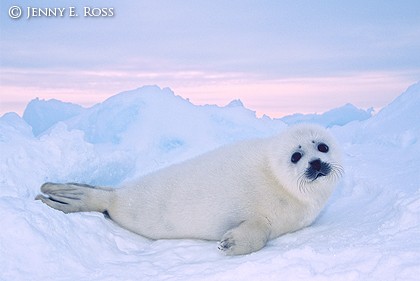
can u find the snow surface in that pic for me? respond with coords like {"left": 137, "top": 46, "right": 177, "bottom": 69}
{"left": 280, "top": 103, "right": 373, "bottom": 127}
{"left": 1, "top": 83, "right": 419, "bottom": 281}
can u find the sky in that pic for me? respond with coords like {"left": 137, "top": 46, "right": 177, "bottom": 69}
{"left": 1, "top": 0, "right": 420, "bottom": 118}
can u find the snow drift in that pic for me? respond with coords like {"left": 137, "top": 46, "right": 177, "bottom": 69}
{"left": 1, "top": 83, "right": 419, "bottom": 280}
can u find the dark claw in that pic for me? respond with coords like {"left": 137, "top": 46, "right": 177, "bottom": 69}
{"left": 218, "top": 239, "right": 235, "bottom": 251}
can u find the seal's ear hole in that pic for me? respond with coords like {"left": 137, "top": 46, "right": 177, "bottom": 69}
{"left": 318, "top": 143, "right": 329, "bottom": 153}
{"left": 291, "top": 152, "right": 302, "bottom": 164}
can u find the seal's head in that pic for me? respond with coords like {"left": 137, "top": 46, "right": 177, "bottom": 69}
{"left": 270, "top": 124, "right": 343, "bottom": 201}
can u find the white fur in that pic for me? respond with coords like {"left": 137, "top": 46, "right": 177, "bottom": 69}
{"left": 36, "top": 124, "right": 343, "bottom": 255}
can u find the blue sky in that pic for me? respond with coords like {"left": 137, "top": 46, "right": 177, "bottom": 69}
{"left": 1, "top": 0, "right": 419, "bottom": 117}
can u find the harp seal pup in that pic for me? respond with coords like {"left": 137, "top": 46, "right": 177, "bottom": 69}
{"left": 36, "top": 123, "right": 343, "bottom": 255}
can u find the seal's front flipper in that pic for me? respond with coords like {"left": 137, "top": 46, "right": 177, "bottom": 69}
{"left": 36, "top": 182, "right": 113, "bottom": 214}
{"left": 218, "top": 218, "right": 271, "bottom": 255}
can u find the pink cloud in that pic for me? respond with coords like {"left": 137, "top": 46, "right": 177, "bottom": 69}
{"left": 0, "top": 68, "right": 416, "bottom": 118}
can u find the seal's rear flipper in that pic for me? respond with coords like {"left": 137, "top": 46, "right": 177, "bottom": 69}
{"left": 36, "top": 182, "right": 113, "bottom": 214}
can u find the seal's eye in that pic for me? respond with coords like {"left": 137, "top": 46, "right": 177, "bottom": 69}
{"left": 318, "top": 143, "right": 329, "bottom": 153}
{"left": 291, "top": 152, "right": 302, "bottom": 164}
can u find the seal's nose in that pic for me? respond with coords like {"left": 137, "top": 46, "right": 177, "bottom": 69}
{"left": 309, "top": 159, "right": 321, "bottom": 171}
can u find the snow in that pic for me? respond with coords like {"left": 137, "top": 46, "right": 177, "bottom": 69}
{"left": 23, "top": 98, "right": 84, "bottom": 137}
{"left": 280, "top": 103, "right": 373, "bottom": 127}
{"left": 1, "top": 82, "right": 419, "bottom": 281}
